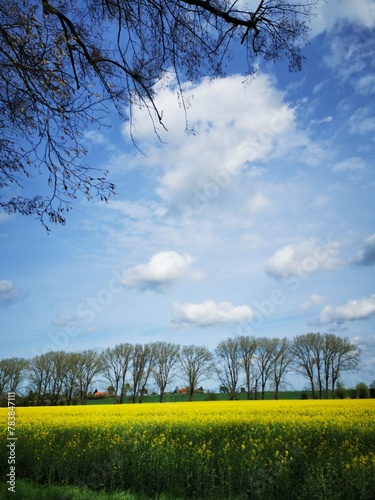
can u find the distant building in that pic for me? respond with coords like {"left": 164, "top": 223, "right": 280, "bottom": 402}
{"left": 93, "top": 389, "right": 107, "bottom": 397}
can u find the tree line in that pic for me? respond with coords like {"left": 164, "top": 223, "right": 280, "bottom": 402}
{"left": 0, "top": 333, "right": 361, "bottom": 405}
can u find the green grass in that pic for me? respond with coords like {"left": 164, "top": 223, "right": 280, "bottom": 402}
{"left": 87, "top": 390, "right": 313, "bottom": 405}
{"left": 0, "top": 480, "right": 181, "bottom": 500}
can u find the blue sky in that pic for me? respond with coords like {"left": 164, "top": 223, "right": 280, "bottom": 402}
{"left": 1, "top": 0, "right": 375, "bottom": 389}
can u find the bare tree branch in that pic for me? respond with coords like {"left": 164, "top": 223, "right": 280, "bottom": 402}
{"left": 0, "top": 0, "right": 321, "bottom": 228}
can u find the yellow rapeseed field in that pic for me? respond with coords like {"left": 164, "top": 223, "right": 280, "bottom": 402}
{"left": 1, "top": 399, "right": 375, "bottom": 499}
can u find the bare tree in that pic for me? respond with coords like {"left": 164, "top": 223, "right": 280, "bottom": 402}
{"left": 28, "top": 352, "right": 54, "bottom": 405}
{"left": 292, "top": 332, "right": 320, "bottom": 398}
{"left": 179, "top": 345, "right": 214, "bottom": 401}
{"left": 102, "top": 343, "right": 133, "bottom": 404}
{"left": 0, "top": 359, "right": 11, "bottom": 396}
{"left": 271, "top": 337, "right": 293, "bottom": 399}
{"left": 327, "top": 335, "right": 360, "bottom": 397}
{"left": 254, "top": 337, "right": 278, "bottom": 400}
{"left": 215, "top": 337, "right": 241, "bottom": 400}
{"left": 129, "top": 343, "right": 157, "bottom": 403}
{"left": 152, "top": 341, "right": 180, "bottom": 402}
{"left": 294, "top": 332, "right": 325, "bottom": 398}
{"left": 293, "top": 333, "right": 360, "bottom": 399}
{"left": 0, "top": 0, "right": 320, "bottom": 227}
{"left": 47, "top": 351, "right": 69, "bottom": 405}
{"left": 63, "top": 352, "right": 81, "bottom": 405}
{"left": 75, "top": 350, "right": 103, "bottom": 405}
{"left": 238, "top": 335, "right": 258, "bottom": 400}
{"left": 0, "top": 357, "right": 29, "bottom": 395}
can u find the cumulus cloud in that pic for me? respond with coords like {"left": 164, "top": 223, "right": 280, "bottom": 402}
{"left": 265, "top": 239, "right": 341, "bottom": 280}
{"left": 353, "top": 234, "right": 375, "bottom": 267}
{"left": 311, "top": 0, "right": 375, "bottom": 36}
{"left": 300, "top": 294, "right": 325, "bottom": 310}
{"left": 123, "top": 251, "right": 194, "bottom": 292}
{"left": 172, "top": 300, "right": 253, "bottom": 328}
{"left": 317, "top": 294, "right": 375, "bottom": 324}
{"left": 123, "top": 73, "right": 295, "bottom": 210}
{"left": 0, "top": 280, "right": 24, "bottom": 305}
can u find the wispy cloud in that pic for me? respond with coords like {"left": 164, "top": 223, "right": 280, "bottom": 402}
{"left": 300, "top": 294, "right": 326, "bottom": 310}
{"left": 332, "top": 156, "right": 367, "bottom": 173}
{"left": 245, "top": 193, "right": 271, "bottom": 213}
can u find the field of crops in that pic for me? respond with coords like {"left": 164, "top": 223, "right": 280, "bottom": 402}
{"left": 1, "top": 400, "right": 375, "bottom": 499}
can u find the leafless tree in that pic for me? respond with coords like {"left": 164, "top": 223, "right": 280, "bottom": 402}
{"left": 28, "top": 352, "right": 54, "bottom": 405}
{"left": 324, "top": 334, "right": 360, "bottom": 397}
{"left": 292, "top": 332, "right": 320, "bottom": 398}
{"left": 0, "top": 360, "right": 10, "bottom": 397}
{"left": 293, "top": 333, "right": 360, "bottom": 398}
{"left": 271, "top": 337, "right": 293, "bottom": 399}
{"left": 63, "top": 352, "right": 81, "bottom": 405}
{"left": 179, "top": 345, "right": 214, "bottom": 401}
{"left": 129, "top": 343, "right": 157, "bottom": 403}
{"left": 254, "top": 337, "right": 278, "bottom": 400}
{"left": 47, "top": 351, "right": 69, "bottom": 405}
{"left": 0, "top": 0, "right": 321, "bottom": 227}
{"left": 101, "top": 343, "right": 134, "bottom": 403}
{"left": 0, "top": 357, "right": 29, "bottom": 395}
{"left": 152, "top": 341, "right": 180, "bottom": 402}
{"left": 75, "top": 349, "right": 103, "bottom": 405}
{"left": 215, "top": 337, "right": 241, "bottom": 400}
{"left": 238, "top": 335, "right": 258, "bottom": 399}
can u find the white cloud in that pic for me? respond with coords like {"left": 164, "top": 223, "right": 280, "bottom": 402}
{"left": 265, "top": 239, "right": 341, "bottom": 280}
{"left": 311, "top": 0, "right": 375, "bottom": 35}
{"left": 172, "top": 300, "right": 253, "bottom": 327}
{"left": 245, "top": 193, "right": 271, "bottom": 213}
{"left": 310, "top": 116, "right": 333, "bottom": 126}
{"left": 84, "top": 130, "right": 108, "bottom": 145}
{"left": 349, "top": 108, "right": 375, "bottom": 136}
{"left": 0, "top": 280, "right": 12, "bottom": 294}
{"left": 317, "top": 294, "right": 375, "bottom": 324}
{"left": 354, "top": 234, "right": 375, "bottom": 267}
{"left": 300, "top": 294, "right": 325, "bottom": 310}
{"left": 122, "top": 251, "right": 194, "bottom": 292}
{"left": 108, "top": 200, "right": 168, "bottom": 220}
{"left": 357, "top": 74, "right": 375, "bottom": 95}
{"left": 123, "top": 73, "right": 295, "bottom": 210}
{"left": 309, "top": 195, "right": 330, "bottom": 208}
{"left": 332, "top": 156, "right": 366, "bottom": 173}
{"left": 0, "top": 280, "right": 24, "bottom": 305}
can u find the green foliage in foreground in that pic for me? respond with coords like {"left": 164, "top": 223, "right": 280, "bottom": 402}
{"left": 0, "top": 480, "right": 175, "bottom": 500}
